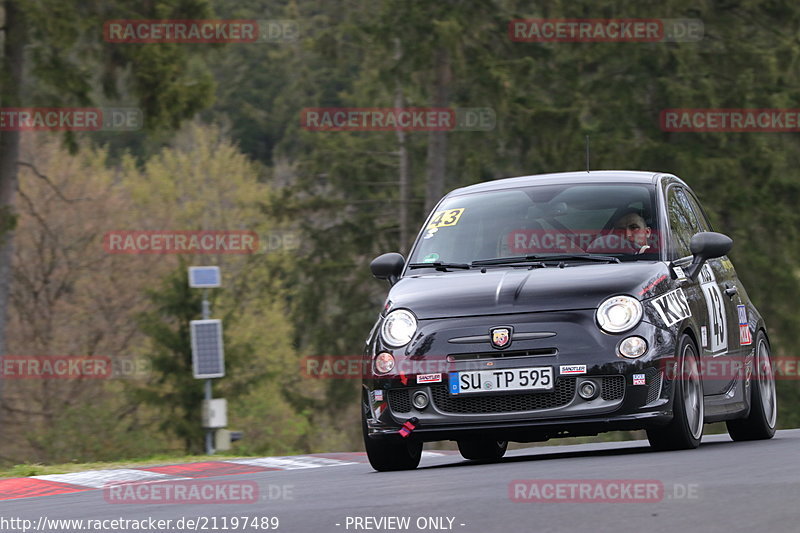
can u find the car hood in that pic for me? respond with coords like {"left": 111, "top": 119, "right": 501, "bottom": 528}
{"left": 388, "top": 262, "right": 671, "bottom": 320}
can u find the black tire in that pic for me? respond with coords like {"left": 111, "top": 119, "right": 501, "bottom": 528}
{"left": 362, "top": 409, "right": 422, "bottom": 472}
{"left": 726, "top": 332, "right": 777, "bottom": 441}
{"left": 647, "top": 334, "right": 704, "bottom": 451}
{"left": 457, "top": 439, "right": 508, "bottom": 462}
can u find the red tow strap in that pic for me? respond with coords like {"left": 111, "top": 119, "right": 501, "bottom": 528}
{"left": 399, "top": 417, "right": 419, "bottom": 438}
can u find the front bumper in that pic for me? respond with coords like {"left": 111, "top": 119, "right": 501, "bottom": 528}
{"left": 363, "top": 309, "right": 677, "bottom": 442}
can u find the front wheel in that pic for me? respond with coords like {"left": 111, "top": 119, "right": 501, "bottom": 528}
{"left": 726, "top": 332, "right": 777, "bottom": 441}
{"left": 362, "top": 411, "right": 422, "bottom": 471}
{"left": 647, "top": 334, "right": 704, "bottom": 451}
{"left": 457, "top": 439, "right": 508, "bottom": 462}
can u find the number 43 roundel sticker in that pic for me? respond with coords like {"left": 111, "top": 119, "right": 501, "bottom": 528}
{"left": 699, "top": 264, "right": 727, "bottom": 354}
{"left": 427, "top": 208, "right": 465, "bottom": 229}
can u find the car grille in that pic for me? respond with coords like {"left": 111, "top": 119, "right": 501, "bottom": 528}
{"left": 388, "top": 389, "right": 412, "bottom": 413}
{"left": 388, "top": 375, "right": 627, "bottom": 415}
{"left": 448, "top": 348, "right": 558, "bottom": 361}
{"left": 600, "top": 375, "right": 625, "bottom": 401}
{"left": 646, "top": 368, "right": 663, "bottom": 403}
{"left": 429, "top": 378, "right": 576, "bottom": 414}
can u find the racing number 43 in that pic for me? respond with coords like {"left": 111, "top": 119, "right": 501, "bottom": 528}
{"left": 699, "top": 265, "right": 727, "bottom": 352}
{"left": 427, "top": 208, "right": 465, "bottom": 229}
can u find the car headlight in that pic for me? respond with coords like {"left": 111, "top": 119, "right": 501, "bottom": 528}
{"left": 618, "top": 336, "right": 648, "bottom": 358}
{"left": 374, "top": 352, "right": 395, "bottom": 374}
{"left": 380, "top": 309, "right": 417, "bottom": 347}
{"left": 596, "top": 295, "right": 643, "bottom": 333}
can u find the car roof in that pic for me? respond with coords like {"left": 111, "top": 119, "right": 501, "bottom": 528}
{"left": 446, "top": 170, "right": 681, "bottom": 197}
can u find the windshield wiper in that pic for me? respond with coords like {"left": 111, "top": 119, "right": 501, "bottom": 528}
{"left": 471, "top": 257, "right": 547, "bottom": 267}
{"left": 407, "top": 262, "right": 471, "bottom": 272}
{"left": 472, "top": 254, "right": 619, "bottom": 266}
{"left": 524, "top": 254, "right": 620, "bottom": 264}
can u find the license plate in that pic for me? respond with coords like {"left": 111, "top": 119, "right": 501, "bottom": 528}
{"left": 448, "top": 367, "right": 554, "bottom": 394}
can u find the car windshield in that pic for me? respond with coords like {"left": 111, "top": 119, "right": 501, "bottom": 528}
{"left": 408, "top": 182, "right": 660, "bottom": 266}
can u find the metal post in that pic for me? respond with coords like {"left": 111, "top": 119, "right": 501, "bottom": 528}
{"left": 204, "top": 378, "right": 213, "bottom": 455}
{"left": 202, "top": 289, "right": 214, "bottom": 455}
{"left": 202, "top": 289, "right": 210, "bottom": 320}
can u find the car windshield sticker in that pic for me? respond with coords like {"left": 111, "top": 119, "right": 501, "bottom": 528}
{"left": 422, "top": 252, "right": 440, "bottom": 263}
{"left": 652, "top": 288, "right": 691, "bottom": 326}
{"left": 427, "top": 208, "right": 465, "bottom": 229}
{"left": 738, "top": 304, "right": 752, "bottom": 345}
{"left": 699, "top": 264, "right": 728, "bottom": 354}
{"left": 673, "top": 266, "right": 686, "bottom": 281}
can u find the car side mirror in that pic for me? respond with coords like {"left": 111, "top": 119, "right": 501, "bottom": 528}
{"left": 370, "top": 252, "right": 405, "bottom": 285}
{"left": 685, "top": 232, "right": 733, "bottom": 281}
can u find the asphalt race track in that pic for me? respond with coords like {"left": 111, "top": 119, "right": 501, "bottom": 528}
{"left": 3, "top": 429, "right": 798, "bottom": 533}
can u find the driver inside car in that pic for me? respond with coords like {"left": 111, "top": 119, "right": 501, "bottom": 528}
{"left": 613, "top": 209, "right": 652, "bottom": 253}
{"left": 587, "top": 208, "right": 653, "bottom": 254}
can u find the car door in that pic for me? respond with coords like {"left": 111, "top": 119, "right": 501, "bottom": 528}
{"left": 665, "top": 185, "right": 737, "bottom": 395}
{"left": 682, "top": 188, "right": 747, "bottom": 391}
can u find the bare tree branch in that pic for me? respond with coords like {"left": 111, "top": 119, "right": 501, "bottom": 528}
{"left": 17, "top": 161, "right": 90, "bottom": 203}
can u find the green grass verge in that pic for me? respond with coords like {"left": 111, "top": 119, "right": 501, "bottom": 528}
{"left": 0, "top": 452, "right": 258, "bottom": 479}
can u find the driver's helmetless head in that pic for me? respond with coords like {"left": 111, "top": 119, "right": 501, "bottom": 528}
{"left": 614, "top": 212, "right": 651, "bottom": 248}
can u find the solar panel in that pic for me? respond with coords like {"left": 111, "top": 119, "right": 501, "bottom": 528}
{"left": 188, "top": 266, "right": 221, "bottom": 288}
{"left": 190, "top": 319, "right": 225, "bottom": 378}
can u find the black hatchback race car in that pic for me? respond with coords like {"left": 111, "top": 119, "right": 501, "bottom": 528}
{"left": 362, "top": 171, "right": 777, "bottom": 471}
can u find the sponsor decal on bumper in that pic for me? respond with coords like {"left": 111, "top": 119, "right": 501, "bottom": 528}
{"left": 559, "top": 365, "right": 587, "bottom": 375}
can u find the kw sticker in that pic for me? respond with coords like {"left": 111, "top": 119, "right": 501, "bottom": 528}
{"left": 652, "top": 288, "right": 691, "bottom": 326}
{"left": 737, "top": 304, "right": 752, "bottom": 346}
{"left": 427, "top": 208, "right": 465, "bottom": 229}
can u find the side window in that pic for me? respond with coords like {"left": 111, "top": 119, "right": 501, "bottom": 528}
{"left": 667, "top": 187, "right": 700, "bottom": 258}
{"left": 684, "top": 191, "right": 713, "bottom": 232}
